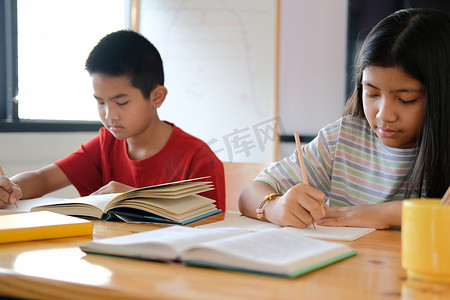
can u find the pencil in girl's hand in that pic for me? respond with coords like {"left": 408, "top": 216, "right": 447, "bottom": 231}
{"left": 294, "top": 132, "right": 309, "bottom": 185}
{"left": 0, "top": 165, "right": 18, "bottom": 208}
{"left": 294, "top": 132, "right": 315, "bottom": 228}
{"left": 441, "top": 185, "right": 450, "bottom": 205}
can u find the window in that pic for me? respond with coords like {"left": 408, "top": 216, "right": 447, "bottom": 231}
{"left": 0, "top": 0, "right": 129, "bottom": 131}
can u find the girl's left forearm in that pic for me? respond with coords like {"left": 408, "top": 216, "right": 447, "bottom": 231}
{"left": 382, "top": 201, "right": 402, "bottom": 227}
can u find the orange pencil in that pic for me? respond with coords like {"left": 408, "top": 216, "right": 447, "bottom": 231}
{"left": 0, "top": 165, "right": 18, "bottom": 208}
{"left": 294, "top": 132, "right": 315, "bottom": 228}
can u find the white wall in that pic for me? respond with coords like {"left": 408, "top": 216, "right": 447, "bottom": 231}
{"left": 0, "top": 132, "right": 97, "bottom": 198}
{"left": 279, "top": 0, "right": 348, "bottom": 136}
{"left": 139, "top": 0, "right": 279, "bottom": 163}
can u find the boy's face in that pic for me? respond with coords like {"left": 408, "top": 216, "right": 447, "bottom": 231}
{"left": 361, "top": 66, "right": 426, "bottom": 149}
{"left": 91, "top": 74, "right": 156, "bottom": 140}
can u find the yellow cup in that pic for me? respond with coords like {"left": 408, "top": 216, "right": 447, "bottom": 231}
{"left": 402, "top": 199, "right": 450, "bottom": 283}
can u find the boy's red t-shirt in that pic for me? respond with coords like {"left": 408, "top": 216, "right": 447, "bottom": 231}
{"left": 55, "top": 124, "right": 225, "bottom": 210}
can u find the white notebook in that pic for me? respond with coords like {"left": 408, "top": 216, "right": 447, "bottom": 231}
{"left": 198, "top": 215, "right": 375, "bottom": 241}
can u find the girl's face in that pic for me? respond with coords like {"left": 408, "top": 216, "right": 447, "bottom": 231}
{"left": 362, "top": 66, "right": 426, "bottom": 149}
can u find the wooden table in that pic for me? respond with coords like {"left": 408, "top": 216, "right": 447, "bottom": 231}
{"left": 1, "top": 213, "right": 449, "bottom": 300}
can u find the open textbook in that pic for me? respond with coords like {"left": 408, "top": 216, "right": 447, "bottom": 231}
{"left": 80, "top": 225, "right": 356, "bottom": 278}
{"left": 5, "top": 178, "right": 221, "bottom": 225}
{"left": 198, "top": 215, "right": 375, "bottom": 241}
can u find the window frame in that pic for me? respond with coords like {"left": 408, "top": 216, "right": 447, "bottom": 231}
{"left": 1, "top": 0, "right": 18, "bottom": 125}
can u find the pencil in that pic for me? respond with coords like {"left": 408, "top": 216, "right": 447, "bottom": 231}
{"left": 294, "top": 132, "right": 315, "bottom": 228}
{"left": 294, "top": 132, "right": 309, "bottom": 185}
{"left": 0, "top": 165, "right": 18, "bottom": 208}
{"left": 441, "top": 185, "right": 450, "bottom": 205}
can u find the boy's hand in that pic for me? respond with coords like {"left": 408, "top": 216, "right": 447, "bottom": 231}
{"left": 264, "top": 183, "right": 327, "bottom": 228}
{"left": 0, "top": 175, "right": 22, "bottom": 209}
{"left": 317, "top": 201, "right": 402, "bottom": 229}
{"left": 90, "top": 181, "right": 135, "bottom": 196}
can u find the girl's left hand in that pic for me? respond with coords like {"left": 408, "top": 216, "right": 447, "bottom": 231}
{"left": 316, "top": 201, "right": 402, "bottom": 229}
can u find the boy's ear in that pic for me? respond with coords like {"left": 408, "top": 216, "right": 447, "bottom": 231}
{"left": 150, "top": 85, "right": 168, "bottom": 108}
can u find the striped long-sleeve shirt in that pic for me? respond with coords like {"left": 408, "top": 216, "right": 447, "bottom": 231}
{"left": 256, "top": 116, "right": 420, "bottom": 206}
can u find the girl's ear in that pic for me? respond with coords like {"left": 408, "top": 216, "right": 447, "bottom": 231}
{"left": 150, "top": 85, "right": 168, "bottom": 108}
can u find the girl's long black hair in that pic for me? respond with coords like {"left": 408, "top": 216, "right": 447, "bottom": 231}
{"left": 344, "top": 8, "right": 450, "bottom": 198}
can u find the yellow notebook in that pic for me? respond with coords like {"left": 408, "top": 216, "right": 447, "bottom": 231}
{"left": 0, "top": 211, "right": 93, "bottom": 243}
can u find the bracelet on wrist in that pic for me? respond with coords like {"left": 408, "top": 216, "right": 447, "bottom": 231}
{"left": 256, "top": 193, "right": 282, "bottom": 221}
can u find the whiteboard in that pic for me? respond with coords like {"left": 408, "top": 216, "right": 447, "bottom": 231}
{"left": 139, "top": 0, "right": 279, "bottom": 162}
{"left": 278, "top": 0, "right": 347, "bottom": 137}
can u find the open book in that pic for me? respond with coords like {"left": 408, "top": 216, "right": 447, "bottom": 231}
{"left": 21, "top": 178, "right": 221, "bottom": 224}
{"left": 80, "top": 225, "right": 356, "bottom": 278}
{"left": 198, "top": 215, "right": 376, "bottom": 241}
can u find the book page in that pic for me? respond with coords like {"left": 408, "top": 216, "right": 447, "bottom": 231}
{"left": 112, "top": 177, "right": 212, "bottom": 200}
{"left": 107, "top": 195, "right": 215, "bottom": 215}
{"left": 28, "top": 194, "right": 119, "bottom": 219}
{"left": 31, "top": 194, "right": 118, "bottom": 210}
{"left": 81, "top": 225, "right": 249, "bottom": 260}
{"left": 198, "top": 215, "right": 280, "bottom": 230}
{"left": 1, "top": 196, "right": 66, "bottom": 213}
{"left": 283, "top": 224, "right": 376, "bottom": 241}
{"left": 135, "top": 181, "right": 212, "bottom": 193}
{"left": 180, "top": 228, "right": 354, "bottom": 275}
{"left": 117, "top": 183, "right": 214, "bottom": 200}
{"left": 198, "top": 215, "right": 375, "bottom": 241}
{"left": 2, "top": 195, "right": 116, "bottom": 217}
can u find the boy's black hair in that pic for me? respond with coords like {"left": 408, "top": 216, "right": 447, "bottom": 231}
{"left": 85, "top": 30, "right": 164, "bottom": 99}
{"left": 344, "top": 8, "right": 450, "bottom": 198}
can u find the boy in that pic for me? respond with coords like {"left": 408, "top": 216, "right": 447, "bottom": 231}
{"left": 0, "top": 30, "right": 225, "bottom": 210}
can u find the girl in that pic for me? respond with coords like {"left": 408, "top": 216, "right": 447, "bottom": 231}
{"left": 239, "top": 8, "right": 450, "bottom": 229}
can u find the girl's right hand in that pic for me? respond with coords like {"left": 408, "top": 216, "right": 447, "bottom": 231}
{"left": 0, "top": 175, "right": 22, "bottom": 209}
{"left": 263, "top": 183, "right": 327, "bottom": 228}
